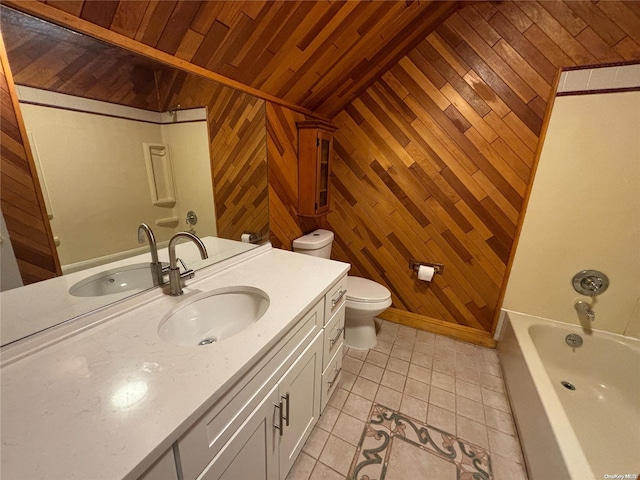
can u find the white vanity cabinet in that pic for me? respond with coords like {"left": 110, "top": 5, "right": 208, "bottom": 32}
{"left": 195, "top": 333, "right": 322, "bottom": 480}
{"left": 176, "top": 295, "right": 328, "bottom": 480}
{"left": 175, "top": 274, "right": 349, "bottom": 480}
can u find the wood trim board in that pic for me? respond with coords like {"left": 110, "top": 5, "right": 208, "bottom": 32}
{"left": 379, "top": 307, "right": 497, "bottom": 349}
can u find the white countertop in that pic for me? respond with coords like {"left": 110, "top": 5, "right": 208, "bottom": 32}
{"left": 0, "top": 246, "right": 349, "bottom": 480}
{"left": 0, "top": 236, "right": 256, "bottom": 346}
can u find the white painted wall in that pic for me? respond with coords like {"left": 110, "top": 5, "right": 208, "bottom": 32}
{"left": 502, "top": 90, "right": 640, "bottom": 338}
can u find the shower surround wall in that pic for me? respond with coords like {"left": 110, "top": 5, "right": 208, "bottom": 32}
{"left": 18, "top": 93, "right": 214, "bottom": 270}
{"left": 503, "top": 77, "right": 640, "bottom": 338}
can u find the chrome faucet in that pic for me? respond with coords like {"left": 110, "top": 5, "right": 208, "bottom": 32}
{"left": 167, "top": 232, "right": 208, "bottom": 296}
{"left": 574, "top": 300, "right": 595, "bottom": 324}
{"left": 137, "top": 223, "right": 165, "bottom": 286}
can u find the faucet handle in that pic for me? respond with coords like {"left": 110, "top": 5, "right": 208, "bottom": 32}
{"left": 572, "top": 270, "right": 609, "bottom": 297}
{"left": 574, "top": 300, "right": 595, "bottom": 323}
{"left": 175, "top": 257, "right": 195, "bottom": 280}
{"left": 177, "top": 257, "right": 188, "bottom": 272}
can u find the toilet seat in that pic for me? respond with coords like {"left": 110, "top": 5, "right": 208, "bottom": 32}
{"left": 346, "top": 276, "right": 391, "bottom": 305}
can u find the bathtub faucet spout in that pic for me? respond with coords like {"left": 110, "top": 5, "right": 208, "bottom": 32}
{"left": 574, "top": 301, "right": 595, "bottom": 323}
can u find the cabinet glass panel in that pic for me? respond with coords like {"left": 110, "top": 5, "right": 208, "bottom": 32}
{"left": 319, "top": 138, "right": 330, "bottom": 208}
{"left": 320, "top": 139, "right": 330, "bottom": 163}
{"left": 319, "top": 190, "right": 327, "bottom": 208}
{"left": 320, "top": 163, "right": 328, "bottom": 190}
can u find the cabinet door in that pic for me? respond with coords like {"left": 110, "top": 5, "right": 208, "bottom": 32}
{"left": 198, "top": 385, "right": 279, "bottom": 480}
{"left": 138, "top": 448, "right": 178, "bottom": 480}
{"left": 296, "top": 121, "right": 336, "bottom": 217}
{"left": 278, "top": 333, "right": 323, "bottom": 480}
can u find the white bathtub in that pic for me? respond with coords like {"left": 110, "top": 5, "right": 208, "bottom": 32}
{"left": 498, "top": 310, "right": 640, "bottom": 480}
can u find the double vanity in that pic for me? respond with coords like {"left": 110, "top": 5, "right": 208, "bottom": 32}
{"left": 0, "top": 244, "right": 349, "bottom": 480}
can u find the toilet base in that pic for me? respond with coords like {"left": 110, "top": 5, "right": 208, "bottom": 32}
{"left": 344, "top": 316, "right": 377, "bottom": 350}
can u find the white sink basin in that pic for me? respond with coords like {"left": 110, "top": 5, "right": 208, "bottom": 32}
{"left": 69, "top": 263, "right": 164, "bottom": 297}
{"left": 158, "top": 286, "right": 270, "bottom": 346}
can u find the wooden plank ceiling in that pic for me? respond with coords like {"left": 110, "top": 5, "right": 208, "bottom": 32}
{"left": 30, "top": 0, "right": 460, "bottom": 118}
{"left": 2, "top": 6, "right": 185, "bottom": 111}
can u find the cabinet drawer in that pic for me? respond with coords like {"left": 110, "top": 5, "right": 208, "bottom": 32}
{"left": 323, "top": 303, "right": 345, "bottom": 370}
{"left": 324, "top": 275, "right": 347, "bottom": 324}
{"left": 178, "top": 301, "right": 322, "bottom": 480}
{"left": 320, "top": 344, "right": 343, "bottom": 413}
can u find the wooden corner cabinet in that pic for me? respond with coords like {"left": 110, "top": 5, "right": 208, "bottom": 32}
{"left": 297, "top": 121, "right": 337, "bottom": 217}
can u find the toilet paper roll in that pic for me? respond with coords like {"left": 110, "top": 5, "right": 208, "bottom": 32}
{"left": 417, "top": 265, "right": 435, "bottom": 282}
{"left": 241, "top": 233, "right": 252, "bottom": 243}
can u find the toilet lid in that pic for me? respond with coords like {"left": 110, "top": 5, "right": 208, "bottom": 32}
{"left": 346, "top": 276, "right": 391, "bottom": 303}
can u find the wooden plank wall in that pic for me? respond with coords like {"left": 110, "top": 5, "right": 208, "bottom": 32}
{"left": 315, "top": 1, "right": 640, "bottom": 333}
{"left": 0, "top": 40, "right": 60, "bottom": 285}
{"left": 210, "top": 95, "right": 267, "bottom": 242}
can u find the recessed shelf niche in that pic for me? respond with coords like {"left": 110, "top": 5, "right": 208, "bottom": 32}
{"left": 143, "top": 143, "right": 176, "bottom": 207}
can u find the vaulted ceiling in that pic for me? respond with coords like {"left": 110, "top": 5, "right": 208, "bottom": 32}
{"left": 2, "top": 0, "right": 461, "bottom": 118}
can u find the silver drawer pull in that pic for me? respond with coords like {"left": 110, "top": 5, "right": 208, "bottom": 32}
{"left": 281, "top": 393, "right": 290, "bottom": 427}
{"left": 327, "top": 367, "right": 342, "bottom": 390}
{"left": 329, "top": 326, "right": 344, "bottom": 347}
{"left": 331, "top": 289, "right": 346, "bottom": 308}
{"left": 273, "top": 401, "right": 284, "bottom": 436}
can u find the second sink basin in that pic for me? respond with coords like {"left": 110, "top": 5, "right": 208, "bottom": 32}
{"left": 69, "top": 263, "right": 164, "bottom": 297}
{"left": 158, "top": 286, "right": 270, "bottom": 347}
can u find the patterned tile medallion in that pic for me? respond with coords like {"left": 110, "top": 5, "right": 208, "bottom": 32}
{"left": 349, "top": 404, "right": 492, "bottom": 480}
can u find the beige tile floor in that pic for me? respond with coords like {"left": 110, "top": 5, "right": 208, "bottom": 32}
{"left": 286, "top": 319, "right": 529, "bottom": 480}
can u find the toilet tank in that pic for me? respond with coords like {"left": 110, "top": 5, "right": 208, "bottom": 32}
{"left": 292, "top": 229, "right": 334, "bottom": 259}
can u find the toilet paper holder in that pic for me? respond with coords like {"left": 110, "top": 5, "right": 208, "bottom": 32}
{"left": 409, "top": 259, "right": 444, "bottom": 275}
{"left": 242, "top": 231, "right": 262, "bottom": 243}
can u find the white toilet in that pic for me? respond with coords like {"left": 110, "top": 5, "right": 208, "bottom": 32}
{"left": 292, "top": 229, "right": 392, "bottom": 349}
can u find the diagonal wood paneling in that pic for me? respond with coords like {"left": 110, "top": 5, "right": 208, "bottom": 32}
{"left": 156, "top": 70, "right": 268, "bottom": 242}
{"left": 305, "top": 1, "right": 640, "bottom": 332}
{"left": 0, "top": 37, "right": 61, "bottom": 285}
{"left": 26, "top": 0, "right": 460, "bottom": 118}
{"left": 266, "top": 102, "right": 326, "bottom": 249}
